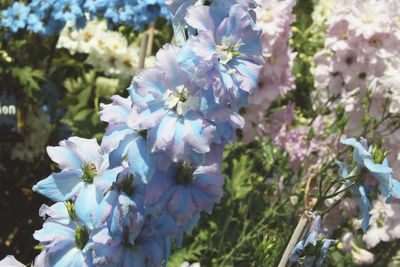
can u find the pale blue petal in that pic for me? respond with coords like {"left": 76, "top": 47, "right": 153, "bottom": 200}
{"left": 75, "top": 184, "right": 102, "bottom": 230}
{"left": 33, "top": 170, "right": 83, "bottom": 202}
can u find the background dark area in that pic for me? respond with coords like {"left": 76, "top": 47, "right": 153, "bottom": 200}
{"left": 0, "top": 148, "right": 51, "bottom": 264}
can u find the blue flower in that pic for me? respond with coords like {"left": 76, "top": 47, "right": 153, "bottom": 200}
{"left": 27, "top": 0, "right": 64, "bottom": 35}
{"left": 177, "top": 3, "right": 263, "bottom": 106}
{"left": 100, "top": 95, "right": 162, "bottom": 180}
{"left": 145, "top": 144, "right": 225, "bottom": 225}
{"left": 26, "top": 13, "right": 46, "bottom": 34}
{"left": 92, "top": 225, "right": 167, "bottom": 267}
{"left": 336, "top": 160, "right": 372, "bottom": 233}
{"left": 165, "top": 0, "right": 198, "bottom": 42}
{"left": 128, "top": 44, "right": 216, "bottom": 163}
{"left": 341, "top": 138, "right": 400, "bottom": 203}
{"left": 0, "top": 2, "right": 30, "bottom": 33}
{"left": 93, "top": 166, "right": 145, "bottom": 242}
{"left": 290, "top": 215, "right": 336, "bottom": 267}
{"left": 51, "top": 0, "right": 86, "bottom": 29}
{"left": 33, "top": 137, "right": 122, "bottom": 228}
{"left": 34, "top": 202, "right": 95, "bottom": 267}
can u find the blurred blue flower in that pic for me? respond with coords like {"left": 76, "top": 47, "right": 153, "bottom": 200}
{"left": 0, "top": 2, "right": 30, "bottom": 33}
{"left": 290, "top": 215, "right": 336, "bottom": 267}
{"left": 336, "top": 160, "right": 372, "bottom": 233}
{"left": 341, "top": 138, "right": 400, "bottom": 203}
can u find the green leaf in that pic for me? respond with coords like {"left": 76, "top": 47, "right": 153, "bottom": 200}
{"left": 10, "top": 66, "right": 45, "bottom": 93}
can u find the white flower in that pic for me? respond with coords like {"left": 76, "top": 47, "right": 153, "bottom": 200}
{"left": 363, "top": 196, "right": 400, "bottom": 249}
{"left": 76, "top": 20, "right": 107, "bottom": 54}
{"left": 180, "top": 262, "right": 200, "bottom": 267}
{"left": 57, "top": 23, "right": 79, "bottom": 54}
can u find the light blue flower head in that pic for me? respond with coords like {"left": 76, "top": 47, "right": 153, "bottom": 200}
{"left": 128, "top": 44, "right": 216, "bottom": 163}
{"left": 177, "top": 2, "right": 263, "bottom": 106}
{"left": 0, "top": 2, "right": 31, "bottom": 33}
{"left": 341, "top": 137, "right": 400, "bottom": 203}
{"left": 33, "top": 137, "right": 123, "bottom": 229}
{"left": 34, "top": 201, "right": 95, "bottom": 266}
{"left": 336, "top": 160, "right": 372, "bottom": 233}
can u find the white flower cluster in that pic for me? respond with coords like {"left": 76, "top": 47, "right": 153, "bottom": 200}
{"left": 242, "top": 0, "right": 296, "bottom": 143}
{"left": 57, "top": 20, "right": 155, "bottom": 79}
{"left": 311, "top": 0, "right": 337, "bottom": 28}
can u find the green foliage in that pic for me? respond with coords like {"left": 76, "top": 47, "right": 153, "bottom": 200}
{"left": 60, "top": 71, "right": 124, "bottom": 139}
{"left": 10, "top": 66, "right": 45, "bottom": 96}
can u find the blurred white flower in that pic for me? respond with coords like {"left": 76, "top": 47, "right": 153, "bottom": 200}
{"left": 0, "top": 255, "right": 25, "bottom": 267}
{"left": 180, "top": 262, "right": 200, "bottom": 267}
{"left": 363, "top": 196, "right": 400, "bottom": 249}
{"left": 57, "top": 20, "right": 152, "bottom": 80}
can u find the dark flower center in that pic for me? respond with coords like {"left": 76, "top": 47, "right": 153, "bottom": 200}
{"left": 121, "top": 174, "right": 135, "bottom": 195}
{"left": 176, "top": 162, "right": 195, "bottom": 185}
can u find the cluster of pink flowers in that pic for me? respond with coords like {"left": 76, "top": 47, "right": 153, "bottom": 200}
{"left": 268, "top": 104, "right": 335, "bottom": 175}
{"left": 242, "top": 0, "right": 296, "bottom": 143}
{"left": 314, "top": 0, "right": 398, "bottom": 96}
{"left": 314, "top": 0, "right": 400, "bottom": 139}
{"left": 314, "top": 0, "right": 400, "bottom": 172}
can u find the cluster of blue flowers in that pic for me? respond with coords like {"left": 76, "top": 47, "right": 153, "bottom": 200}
{"left": 32, "top": 0, "right": 264, "bottom": 266}
{"left": 338, "top": 138, "right": 400, "bottom": 232}
{"left": 0, "top": 0, "right": 170, "bottom": 35}
{"left": 289, "top": 215, "right": 337, "bottom": 267}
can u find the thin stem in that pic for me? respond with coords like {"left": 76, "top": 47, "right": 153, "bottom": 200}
{"left": 138, "top": 32, "right": 149, "bottom": 70}
{"left": 146, "top": 23, "right": 155, "bottom": 56}
{"left": 320, "top": 193, "right": 347, "bottom": 216}
{"left": 324, "top": 181, "right": 356, "bottom": 199}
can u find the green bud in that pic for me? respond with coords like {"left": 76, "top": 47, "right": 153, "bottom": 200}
{"left": 66, "top": 201, "right": 78, "bottom": 221}
{"left": 371, "top": 144, "right": 390, "bottom": 164}
{"left": 75, "top": 225, "right": 89, "bottom": 250}
{"left": 81, "top": 163, "right": 97, "bottom": 184}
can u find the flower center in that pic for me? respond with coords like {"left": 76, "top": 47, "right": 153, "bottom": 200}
{"left": 83, "top": 32, "right": 93, "bottom": 42}
{"left": 371, "top": 145, "right": 389, "bottom": 164}
{"left": 176, "top": 162, "right": 195, "bottom": 185}
{"left": 120, "top": 174, "right": 135, "bottom": 195}
{"left": 369, "top": 37, "right": 383, "bottom": 48}
{"left": 216, "top": 44, "right": 241, "bottom": 65}
{"left": 75, "top": 224, "right": 89, "bottom": 250}
{"left": 361, "top": 12, "right": 373, "bottom": 24}
{"left": 81, "top": 163, "right": 97, "bottom": 184}
{"left": 260, "top": 9, "right": 274, "bottom": 23}
{"left": 395, "top": 17, "right": 400, "bottom": 28}
{"left": 163, "top": 85, "right": 195, "bottom": 116}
